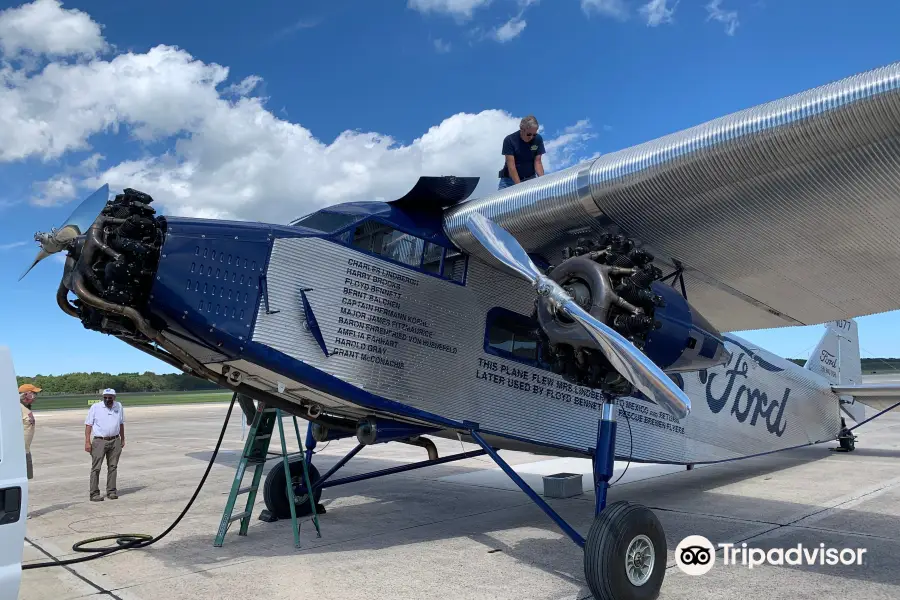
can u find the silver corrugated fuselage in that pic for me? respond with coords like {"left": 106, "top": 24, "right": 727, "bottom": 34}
{"left": 240, "top": 237, "right": 842, "bottom": 464}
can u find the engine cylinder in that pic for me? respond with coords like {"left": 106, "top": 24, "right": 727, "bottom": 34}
{"left": 534, "top": 247, "right": 729, "bottom": 387}
{"left": 535, "top": 256, "right": 617, "bottom": 348}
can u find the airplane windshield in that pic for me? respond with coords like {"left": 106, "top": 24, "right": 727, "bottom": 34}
{"left": 293, "top": 211, "right": 361, "bottom": 233}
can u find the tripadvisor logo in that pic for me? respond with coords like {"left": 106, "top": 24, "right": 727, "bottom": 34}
{"left": 676, "top": 536, "right": 868, "bottom": 575}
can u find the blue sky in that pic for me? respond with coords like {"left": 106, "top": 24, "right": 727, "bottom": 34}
{"left": 2, "top": 0, "right": 900, "bottom": 376}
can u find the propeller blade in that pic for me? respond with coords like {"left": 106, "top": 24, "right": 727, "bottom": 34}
{"left": 463, "top": 210, "right": 543, "bottom": 282}
{"left": 18, "top": 184, "right": 111, "bottom": 282}
{"left": 18, "top": 248, "right": 51, "bottom": 282}
{"left": 558, "top": 298, "right": 691, "bottom": 420}
{"left": 463, "top": 212, "right": 691, "bottom": 420}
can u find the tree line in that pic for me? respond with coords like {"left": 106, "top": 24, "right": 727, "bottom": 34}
{"left": 16, "top": 371, "right": 221, "bottom": 395}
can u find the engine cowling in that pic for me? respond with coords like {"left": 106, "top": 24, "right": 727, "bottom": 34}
{"left": 534, "top": 234, "right": 729, "bottom": 393}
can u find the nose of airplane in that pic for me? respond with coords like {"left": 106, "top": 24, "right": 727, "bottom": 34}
{"left": 148, "top": 218, "right": 273, "bottom": 354}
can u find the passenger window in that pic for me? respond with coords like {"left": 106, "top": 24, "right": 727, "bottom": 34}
{"left": 486, "top": 309, "right": 539, "bottom": 362}
{"left": 351, "top": 221, "right": 424, "bottom": 267}
{"left": 443, "top": 249, "right": 467, "bottom": 283}
{"left": 422, "top": 242, "right": 443, "bottom": 274}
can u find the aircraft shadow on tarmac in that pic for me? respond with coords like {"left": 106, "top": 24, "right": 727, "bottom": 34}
{"left": 161, "top": 442, "right": 900, "bottom": 594}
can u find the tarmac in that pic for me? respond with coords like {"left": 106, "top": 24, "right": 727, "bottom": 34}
{"left": 18, "top": 394, "right": 900, "bottom": 600}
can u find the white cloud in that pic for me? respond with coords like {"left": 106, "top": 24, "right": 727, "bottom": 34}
{"left": 640, "top": 0, "right": 677, "bottom": 27}
{"left": 580, "top": 0, "right": 629, "bottom": 20}
{"left": 706, "top": 0, "right": 738, "bottom": 35}
{"left": 407, "top": 0, "right": 492, "bottom": 20}
{"left": 2, "top": 1, "right": 593, "bottom": 226}
{"left": 31, "top": 173, "right": 76, "bottom": 206}
{"left": 0, "top": 241, "right": 29, "bottom": 251}
{"left": 492, "top": 17, "right": 527, "bottom": 42}
{"left": 0, "top": 0, "right": 106, "bottom": 59}
{"left": 224, "top": 75, "right": 263, "bottom": 97}
{"left": 0, "top": 45, "right": 230, "bottom": 162}
{"left": 271, "top": 17, "right": 321, "bottom": 41}
{"left": 433, "top": 38, "right": 452, "bottom": 53}
{"left": 544, "top": 119, "right": 599, "bottom": 170}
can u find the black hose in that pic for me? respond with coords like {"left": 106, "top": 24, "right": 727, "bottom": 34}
{"left": 23, "top": 393, "right": 237, "bottom": 570}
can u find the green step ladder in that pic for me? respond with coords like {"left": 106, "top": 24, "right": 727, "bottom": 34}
{"left": 214, "top": 405, "right": 321, "bottom": 548}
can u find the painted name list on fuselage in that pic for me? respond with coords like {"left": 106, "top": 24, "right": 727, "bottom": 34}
{"left": 332, "top": 257, "right": 459, "bottom": 369}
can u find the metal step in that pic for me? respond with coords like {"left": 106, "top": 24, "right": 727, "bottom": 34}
{"left": 228, "top": 510, "right": 251, "bottom": 523}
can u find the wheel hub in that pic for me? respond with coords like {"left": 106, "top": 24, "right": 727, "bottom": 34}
{"left": 625, "top": 534, "right": 654, "bottom": 586}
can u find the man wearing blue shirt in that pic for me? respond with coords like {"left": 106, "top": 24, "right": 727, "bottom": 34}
{"left": 498, "top": 115, "right": 545, "bottom": 189}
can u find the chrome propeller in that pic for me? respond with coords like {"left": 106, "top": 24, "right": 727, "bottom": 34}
{"left": 19, "top": 184, "right": 110, "bottom": 281}
{"left": 464, "top": 212, "right": 691, "bottom": 420}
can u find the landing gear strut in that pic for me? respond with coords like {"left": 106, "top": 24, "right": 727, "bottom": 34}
{"left": 583, "top": 398, "right": 666, "bottom": 600}
{"left": 467, "top": 397, "right": 667, "bottom": 600}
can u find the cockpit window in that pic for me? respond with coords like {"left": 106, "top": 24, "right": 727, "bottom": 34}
{"left": 351, "top": 221, "right": 424, "bottom": 267}
{"left": 334, "top": 217, "right": 468, "bottom": 284}
{"left": 293, "top": 211, "right": 360, "bottom": 233}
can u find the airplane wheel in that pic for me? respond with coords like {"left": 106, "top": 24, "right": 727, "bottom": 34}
{"left": 840, "top": 435, "right": 855, "bottom": 452}
{"left": 584, "top": 501, "right": 666, "bottom": 600}
{"left": 263, "top": 460, "right": 322, "bottom": 519}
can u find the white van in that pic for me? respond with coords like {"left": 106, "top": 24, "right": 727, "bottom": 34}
{"left": 0, "top": 346, "right": 27, "bottom": 600}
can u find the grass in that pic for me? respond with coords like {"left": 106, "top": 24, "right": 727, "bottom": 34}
{"left": 32, "top": 390, "right": 234, "bottom": 411}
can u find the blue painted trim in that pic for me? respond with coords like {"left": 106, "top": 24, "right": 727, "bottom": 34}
{"left": 260, "top": 273, "right": 279, "bottom": 315}
{"left": 700, "top": 334, "right": 719, "bottom": 359}
{"left": 593, "top": 418, "right": 617, "bottom": 516}
{"left": 313, "top": 443, "right": 365, "bottom": 488}
{"left": 305, "top": 427, "right": 316, "bottom": 466}
{"left": 643, "top": 282, "right": 692, "bottom": 370}
{"left": 299, "top": 289, "right": 329, "bottom": 357}
{"left": 469, "top": 430, "right": 585, "bottom": 548}
{"left": 307, "top": 449, "right": 488, "bottom": 493}
{"left": 290, "top": 201, "right": 456, "bottom": 247}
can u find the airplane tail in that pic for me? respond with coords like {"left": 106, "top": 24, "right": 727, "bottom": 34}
{"left": 804, "top": 319, "right": 861, "bottom": 386}
{"left": 804, "top": 319, "right": 866, "bottom": 422}
{"left": 807, "top": 319, "right": 900, "bottom": 423}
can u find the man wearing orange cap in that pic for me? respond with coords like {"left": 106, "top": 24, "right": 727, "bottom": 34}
{"left": 19, "top": 383, "right": 41, "bottom": 481}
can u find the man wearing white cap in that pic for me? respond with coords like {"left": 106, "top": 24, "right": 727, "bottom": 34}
{"left": 84, "top": 388, "right": 125, "bottom": 501}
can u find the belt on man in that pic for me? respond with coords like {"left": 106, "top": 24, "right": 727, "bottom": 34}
{"left": 94, "top": 435, "right": 119, "bottom": 440}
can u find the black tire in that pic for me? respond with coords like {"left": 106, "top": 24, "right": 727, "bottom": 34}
{"left": 584, "top": 501, "right": 667, "bottom": 600}
{"left": 263, "top": 459, "right": 322, "bottom": 519}
{"left": 840, "top": 435, "right": 855, "bottom": 451}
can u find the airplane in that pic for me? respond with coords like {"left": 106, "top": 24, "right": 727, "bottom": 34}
{"left": 17, "top": 60, "right": 900, "bottom": 600}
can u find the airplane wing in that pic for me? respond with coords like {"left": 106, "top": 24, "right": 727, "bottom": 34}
{"left": 445, "top": 62, "right": 900, "bottom": 333}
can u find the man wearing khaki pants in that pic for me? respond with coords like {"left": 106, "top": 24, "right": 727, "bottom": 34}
{"left": 84, "top": 388, "right": 125, "bottom": 501}
{"left": 19, "top": 384, "right": 41, "bottom": 480}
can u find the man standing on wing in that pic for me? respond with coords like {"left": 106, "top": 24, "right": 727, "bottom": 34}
{"left": 498, "top": 115, "right": 545, "bottom": 189}
{"left": 84, "top": 388, "right": 125, "bottom": 501}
